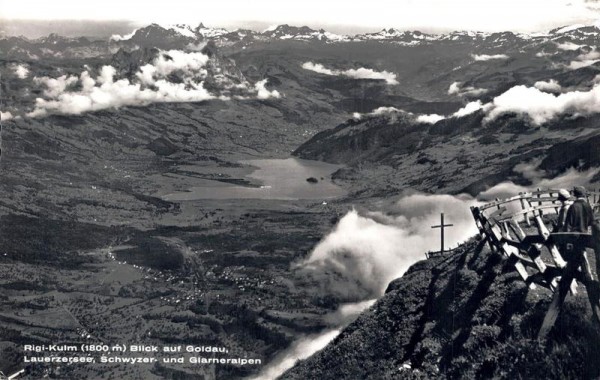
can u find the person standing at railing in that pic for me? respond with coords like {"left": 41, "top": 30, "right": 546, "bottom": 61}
{"left": 564, "top": 186, "right": 594, "bottom": 233}
{"left": 554, "top": 189, "right": 572, "bottom": 232}
{"left": 565, "top": 186, "right": 600, "bottom": 318}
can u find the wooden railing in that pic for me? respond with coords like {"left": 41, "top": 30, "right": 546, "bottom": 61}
{"left": 471, "top": 188, "right": 600, "bottom": 340}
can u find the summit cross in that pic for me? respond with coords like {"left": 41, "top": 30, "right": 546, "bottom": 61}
{"left": 431, "top": 213, "right": 454, "bottom": 253}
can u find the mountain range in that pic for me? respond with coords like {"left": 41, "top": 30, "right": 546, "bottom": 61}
{"left": 2, "top": 22, "right": 600, "bottom": 59}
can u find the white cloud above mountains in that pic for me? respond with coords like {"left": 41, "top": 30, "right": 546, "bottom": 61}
{"left": 28, "top": 65, "right": 215, "bottom": 117}
{"left": 472, "top": 54, "right": 509, "bottom": 61}
{"left": 136, "top": 50, "right": 210, "bottom": 85}
{"left": 447, "top": 77, "right": 600, "bottom": 125}
{"left": 567, "top": 49, "right": 600, "bottom": 70}
{"left": 297, "top": 194, "right": 479, "bottom": 299}
{"left": 33, "top": 74, "right": 79, "bottom": 98}
{"left": 254, "top": 79, "right": 281, "bottom": 99}
{"left": 110, "top": 29, "right": 137, "bottom": 41}
{"left": 453, "top": 100, "right": 486, "bottom": 117}
{"left": 356, "top": 76, "right": 599, "bottom": 127}
{"left": 556, "top": 41, "right": 584, "bottom": 51}
{"left": 416, "top": 113, "right": 445, "bottom": 124}
{"left": 27, "top": 49, "right": 280, "bottom": 117}
{"left": 448, "top": 81, "right": 488, "bottom": 97}
{"left": 353, "top": 101, "right": 484, "bottom": 125}
{"left": 484, "top": 82, "right": 600, "bottom": 124}
{"left": 302, "top": 62, "right": 398, "bottom": 85}
{"left": 1, "top": 111, "right": 15, "bottom": 121}
{"left": 12, "top": 64, "right": 29, "bottom": 78}
{"left": 533, "top": 79, "right": 562, "bottom": 92}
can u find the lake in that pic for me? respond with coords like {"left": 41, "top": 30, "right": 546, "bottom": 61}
{"left": 161, "top": 158, "right": 346, "bottom": 201}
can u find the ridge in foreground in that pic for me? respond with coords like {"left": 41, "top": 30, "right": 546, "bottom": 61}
{"left": 282, "top": 238, "right": 600, "bottom": 379}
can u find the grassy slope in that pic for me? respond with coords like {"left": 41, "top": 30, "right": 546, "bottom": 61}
{"left": 282, "top": 238, "right": 600, "bottom": 379}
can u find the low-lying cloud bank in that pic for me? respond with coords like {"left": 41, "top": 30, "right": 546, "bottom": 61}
{"left": 12, "top": 63, "right": 29, "bottom": 79}
{"left": 249, "top": 299, "right": 377, "bottom": 380}
{"left": 296, "top": 193, "right": 479, "bottom": 300}
{"left": 249, "top": 329, "right": 341, "bottom": 380}
{"left": 302, "top": 62, "right": 398, "bottom": 85}
{"left": 353, "top": 100, "right": 483, "bottom": 125}
{"left": 556, "top": 41, "right": 584, "bottom": 51}
{"left": 110, "top": 29, "right": 137, "bottom": 41}
{"left": 533, "top": 79, "right": 562, "bottom": 92}
{"left": 27, "top": 50, "right": 280, "bottom": 118}
{"left": 358, "top": 75, "right": 600, "bottom": 126}
{"left": 484, "top": 81, "right": 600, "bottom": 125}
{"left": 255, "top": 79, "right": 281, "bottom": 99}
{"left": 567, "top": 49, "right": 600, "bottom": 70}
{"left": 472, "top": 54, "right": 509, "bottom": 61}
{"left": 448, "top": 81, "right": 488, "bottom": 97}
{"left": 1, "top": 111, "right": 14, "bottom": 121}
{"left": 445, "top": 74, "right": 600, "bottom": 125}
{"left": 416, "top": 113, "right": 445, "bottom": 124}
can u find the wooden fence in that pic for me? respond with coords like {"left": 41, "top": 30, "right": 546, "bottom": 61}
{"left": 471, "top": 188, "right": 600, "bottom": 340}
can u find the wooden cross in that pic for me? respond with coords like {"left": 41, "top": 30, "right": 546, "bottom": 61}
{"left": 431, "top": 213, "right": 454, "bottom": 253}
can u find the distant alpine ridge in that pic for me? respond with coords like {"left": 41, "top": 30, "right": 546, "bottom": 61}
{"left": 111, "top": 22, "right": 600, "bottom": 45}
{"left": 2, "top": 21, "right": 600, "bottom": 60}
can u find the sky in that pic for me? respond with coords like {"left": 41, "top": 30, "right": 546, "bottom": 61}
{"left": 1, "top": 0, "right": 600, "bottom": 37}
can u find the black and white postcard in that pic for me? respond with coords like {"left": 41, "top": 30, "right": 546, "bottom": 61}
{"left": 2, "top": 1, "right": 600, "bottom": 379}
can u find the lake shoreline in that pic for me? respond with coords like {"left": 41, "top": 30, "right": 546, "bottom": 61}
{"left": 160, "top": 157, "right": 347, "bottom": 201}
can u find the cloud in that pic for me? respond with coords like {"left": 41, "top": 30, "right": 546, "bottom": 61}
{"left": 453, "top": 100, "right": 486, "bottom": 117}
{"left": 352, "top": 107, "right": 403, "bottom": 121}
{"left": 472, "top": 53, "right": 509, "bottom": 61}
{"left": 34, "top": 74, "right": 79, "bottom": 98}
{"left": 27, "top": 50, "right": 279, "bottom": 117}
{"left": 249, "top": 329, "right": 341, "bottom": 380}
{"left": 251, "top": 298, "right": 376, "bottom": 380}
{"left": 534, "top": 79, "right": 562, "bottom": 92}
{"left": 343, "top": 67, "right": 399, "bottom": 84}
{"left": 295, "top": 194, "right": 479, "bottom": 300}
{"left": 1, "top": 111, "right": 14, "bottom": 121}
{"left": 484, "top": 82, "right": 600, "bottom": 124}
{"left": 254, "top": 79, "right": 281, "bottom": 99}
{"left": 353, "top": 101, "right": 485, "bottom": 125}
{"left": 12, "top": 63, "right": 29, "bottom": 79}
{"left": 28, "top": 65, "right": 216, "bottom": 117}
{"left": 448, "top": 82, "right": 461, "bottom": 95}
{"left": 478, "top": 165, "right": 600, "bottom": 200}
{"left": 448, "top": 81, "right": 488, "bottom": 97}
{"left": 568, "top": 59, "right": 600, "bottom": 70}
{"left": 556, "top": 41, "right": 585, "bottom": 51}
{"left": 302, "top": 62, "right": 398, "bottom": 85}
{"left": 302, "top": 62, "right": 336, "bottom": 75}
{"left": 110, "top": 29, "right": 137, "bottom": 41}
{"left": 136, "top": 50, "right": 210, "bottom": 85}
{"left": 566, "top": 49, "right": 600, "bottom": 69}
{"left": 371, "top": 106, "right": 401, "bottom": 115}
{"left": 416, "top": 113, "right": 445, "bottom": 124}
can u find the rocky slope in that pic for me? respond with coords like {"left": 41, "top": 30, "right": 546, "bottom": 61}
{"left": 293, "top": 109, "right": 600, "bottom": 196}
{"left": 282, "top": 238, "right": 600, "bottom": 379}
